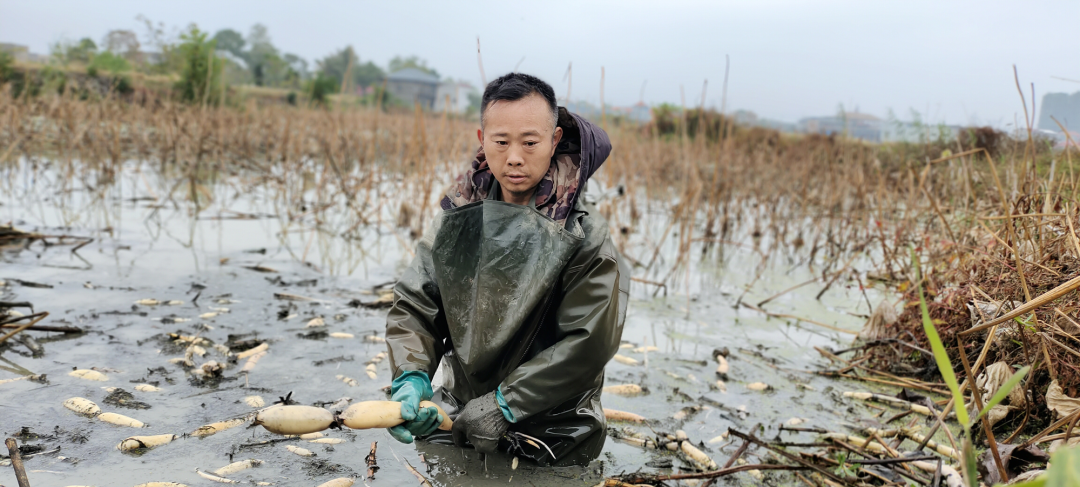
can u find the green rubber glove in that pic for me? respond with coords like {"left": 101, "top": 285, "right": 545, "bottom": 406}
{"left": 387, "top": 370, "right": 440, "bottom": 444}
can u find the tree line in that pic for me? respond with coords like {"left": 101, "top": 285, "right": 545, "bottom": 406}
{"left": 8, "top": 17, "right": 444, "bottom": 106}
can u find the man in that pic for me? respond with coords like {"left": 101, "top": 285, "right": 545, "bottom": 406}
{"left": 384, "top": 72, "right": 628, "bottom": 467}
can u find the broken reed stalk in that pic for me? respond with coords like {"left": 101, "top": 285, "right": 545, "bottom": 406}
{"left": 960, "top": 273, "right": 1080, "bottom": 337}
{"left": 365, "top": 441, "right": 378, "bottom": 479}
{"left": 402, "top": 460, "right": 433, "bottom": 487}
{"left": 726, "top": 429, "right": 847, "bottom": 484}
{"left": 741, "top": 303, "right": 858, "bottom": 335}
{"left": 616, "top": 464, "right": 811, "bottom": 484}
{"left": 0, "top": 323, "right": 82, "bottom": 333}
{"left": 957, "top": 337, "right": 1008, "bottom": 483}
{"left": 5, "top": 437, "right": 31, "bottom": 487}
{"left": 0, "top": 312, "right": 49, "bottom": 345}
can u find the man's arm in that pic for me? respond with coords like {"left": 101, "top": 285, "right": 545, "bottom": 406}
{"left": 386, "top": 216, "right": 448, "bottom": 379}
{"left": 497, "top": 235, "right": 629, "bottom": 421}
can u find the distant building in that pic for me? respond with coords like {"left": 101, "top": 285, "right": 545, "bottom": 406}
{"left": 0, "top": 42, "right": 47, "bottom": 63}
{"left": 1039, "top": 91, "right": 1080, "bottom": 132}
{"left": 625, "top": 102, "right": 652, "bottom": 123}
{"left": 434, "top": 81, "right": 479, "bottom": 114}
{"left": 386, "top": 68, "right": 440, "bottom": 110}
{"left": 880, "top": 121, "right": 964, "bottom": 143}
{"left": 799, "top": 112, "right": 882, "bottom": 142}
{"left": 733, "top": 110, "right": 797, "bottom": 132}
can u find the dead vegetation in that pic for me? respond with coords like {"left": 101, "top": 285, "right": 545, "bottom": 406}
{"left": 3, "top": 81, "right": 1080, "bottom": 484}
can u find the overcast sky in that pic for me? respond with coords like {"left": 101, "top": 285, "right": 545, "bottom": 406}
{"left": 2, "top": 0, "right": 1078, "bottom": 127}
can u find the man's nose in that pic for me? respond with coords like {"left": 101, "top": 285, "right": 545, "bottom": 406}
{"left": 506, "top": 146, "right": 525, "bottom": 166}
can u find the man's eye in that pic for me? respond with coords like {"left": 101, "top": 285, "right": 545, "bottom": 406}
{"left": 525, "top": 141, "right": 537, "bottom": 147}
{"left": 496, "top": 141, "right": 508, "bottom": 146}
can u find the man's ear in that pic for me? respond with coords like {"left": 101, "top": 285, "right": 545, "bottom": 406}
{"left": 552, "top": 126, "right": 563, "bottom": 148}
{"left": 477, "top": 128, "right": 483, "bottom": 144}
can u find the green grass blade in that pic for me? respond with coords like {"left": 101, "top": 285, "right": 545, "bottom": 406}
{"left": 975, "top": 366, "right": 1030, "bottom": 424}
{"left": 912, "top": 248, "right": 969, "bottom": 425}
{"left": 1006, "top": 477, "right": 1047, "bottom": 487}
{"left": 1047, "top": 444, "right": 1080, "bottom": 487}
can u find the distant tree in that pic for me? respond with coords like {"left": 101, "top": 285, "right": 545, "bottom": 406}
{"left": 317, "top": 46, "right": 384, "bottom": 91}
{"left": 136, "top": 15, "right": 183, "bottom": 74}
{"left": 245, "top": 23, "right": 285, "bottom": 86}
{"left": 212, "top": 29, "right": 246, "bottom": 61}
{"left": 353, "top": 61, "right": 384, "bottom": 88}
{"left": 388, "top": 55, "right": 438, "bottom": 79}
{"left": 71, "top": 38, "right": 98, "bottom": 63}
{"left": 87, "top": 51, "right": 131, "bottom": 76}
{"left": 283, "top": 53, "right": 307, "bottom": 78}
{"left": 0, "top": 51, "right": 14, "bottom": 82}
{"left": 175, "top": 26, "right": 223, "bottom": 105}
{"left": 306, "top": 73, "right": 338, "bottom": 107}
{"left": 102, "top": 29, "right": 141, "bottom": 62}
{"left": 317, "top": 46, "right": 357, "bottom": 89}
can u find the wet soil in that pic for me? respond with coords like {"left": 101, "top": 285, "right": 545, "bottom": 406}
{"left": 1, "top": 168, "right": 899, "bottom": 486}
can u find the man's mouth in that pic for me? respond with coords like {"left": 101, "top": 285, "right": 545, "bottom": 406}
{"left": 506, "top": 174, "right": 528, "bottom": 184}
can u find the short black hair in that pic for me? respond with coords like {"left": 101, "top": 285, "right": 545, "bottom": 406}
{"left": 480, "top": 72, "right": 558, "bottom": 131}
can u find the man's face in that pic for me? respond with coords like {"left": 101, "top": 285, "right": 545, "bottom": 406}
{"left": 478, "top": 94, "right": 563, "bottom": 205}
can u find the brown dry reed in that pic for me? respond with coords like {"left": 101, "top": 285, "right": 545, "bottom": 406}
{"left": 2, "top": 83, "right": 1079, "bottom": 443}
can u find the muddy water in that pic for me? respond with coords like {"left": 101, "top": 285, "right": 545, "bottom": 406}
{"left": 2, "top": 165, "right": 894, "bottom": 486}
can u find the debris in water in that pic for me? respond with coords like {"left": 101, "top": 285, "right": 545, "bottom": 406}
{"left": 0, "top": 374, "right": 46, "bottom": 386}
{"left": 365, "top": 441, "right": 379, "bottom": 479}
{"left": 98, "top": 412, "right": 147, "bottom": 428}
{"left": 604, "top": 408, "right": 646, "bottom": 422}
{"left": 235, "top": 343, "right": 268, "bottom": 359}
{"left": 69, "top": 369, "right": 108, "bottom": 381}
{"left": 329, "top": 332, "right": 354, "bottom": 339}
{"left": 612, "top": 354, "right": 639, "bottom": 366}
{"left": 746, "top": 382, "right": 770, "bottom": 391}
{"left": 241, "top": 351, "right": 267, "bottom": 373}
{"left": 213, "top": 459, "right": 263, "bottom": 476}
{"left": 306, "top": 316, "right": 326, "bottom": 328}
{"left": 192, "top": 417, "right": 249, "bottom": 437}
{"left": 134, "top": 384, "right": 162, "bottom": 392}
{"left": 244, "top": 396, "right": 266, "bottom": 408}
{"left": 117, "top": 434, "right": 176, "bottom": 451}
{"left": 274, "top": 292, "right": 323, "bottom": 302}
{"left": 602, "top": 384, "right": 643, "bottom": 396}
{"left": 242, "top": 265, "right": 278, "bottom": 273}
{"left": 286, "top": 444, "right": 315, "bottom": 457}
{"left": 309, "top": 438, "right": 346, "bottom": 444}
{"left": 336, "top": 375, "right": 359, "bottom": 387}
{"left": 104, "top": 388, "right": 152, "bottom": 409}
{"left": 714, "top": 355, "right": 730, "bottom": 379}
{"left": 196, "top": 468, "right": 240, "bottom": 483}
{"left": 63, "top": 397, "right": 101, "bottom": 416}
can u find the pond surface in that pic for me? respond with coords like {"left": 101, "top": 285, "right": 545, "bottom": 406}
{"left": 0, "top": 162, "right": 895, "bottom": 486}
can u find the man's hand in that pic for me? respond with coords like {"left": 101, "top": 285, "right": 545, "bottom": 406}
{"left": 388, "top": 371, "right": 440, "bottom": 444}
{"left": 451, "top": 391, "right": 510, "bottom": 453}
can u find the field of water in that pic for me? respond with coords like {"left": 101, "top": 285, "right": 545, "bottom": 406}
{"left": 1, "top": 161, "right": 895, "bottom": 487}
